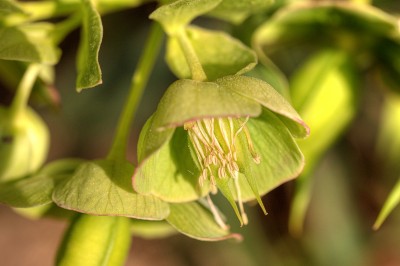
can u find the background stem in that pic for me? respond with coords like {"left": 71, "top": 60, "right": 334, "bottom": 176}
{"left": 107, "top": 22, "right": 164, "bottom": 161}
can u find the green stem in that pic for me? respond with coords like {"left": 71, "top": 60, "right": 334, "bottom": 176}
{"left": 9, "top": 64, "right": 42, "bottom": 123}
{"left": 107, "top": 22, "right": 164, "bottom": 161}
{"left": 373, "top": 177, "right": 400, "bottom": 230}
{"left": 176, "top": 29, "right": 207, "bottom": 81}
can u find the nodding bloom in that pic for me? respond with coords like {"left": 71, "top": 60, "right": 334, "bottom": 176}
{"left": 133, "top": 75, "right": 309, "bottom": 228}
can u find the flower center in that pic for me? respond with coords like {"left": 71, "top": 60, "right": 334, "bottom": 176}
{"left": 184, "top": 117, "right": 260, "bottom": 226}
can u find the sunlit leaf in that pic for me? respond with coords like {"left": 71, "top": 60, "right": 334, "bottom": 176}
{"left": 167, "top": 202, "right": 242, "bottom": 241}
{"left": 374, "top": 178, "right": 400, "bottom": 230}
{"left": 53, "top": 159, "right": 170, "bottom": 220}
{"left": 76, "top": 0, "right": 103, "bottom": 91}
{"left": 57, "top": 215, "right": 131, "bottom": 266}
{"left": 150, "top": 0, "right": 222, "bottom": 35}
{"left": 166, "top": 26, "right": 257, "bottom": 81}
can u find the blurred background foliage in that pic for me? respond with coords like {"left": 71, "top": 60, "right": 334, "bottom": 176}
{"left": 1, "top": 0, "right": 400, "bottom": 265}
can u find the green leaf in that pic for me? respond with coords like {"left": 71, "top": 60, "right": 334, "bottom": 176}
{"left": 0, "top": 23, "right": 59, "bottom": 64}
{"left": 167, "top": 202, "right": 242, "bottom": 241}
{"left": 166, "top": 26, "right": 257, "bottom": 81}
{"left": 208, "top": 0, "right": 273, "bottom": 24}
{"left": 0, "top": 159, "right": 82, "bottom": 208}
{"left": 150, "top": 0, "right": 222, "bottom": 35}
{"left": 253, "top": 2, "right": 398, "bottom": 53}
{"left": 215, "top": 75, "right": 309, "bottom": 138}
{"left": 291, "top": 49, "right": 358, "bottom": 163}
{"left": 151, "top": 78, "right": 261, "bottom": 131}
{"left": 237, "top": 109, "right": 304, "bottom": 201}
{"left": 57, "top": 215, "right": 131, "bottom": 266}
{"left": 53, "top": 159, "right": 170, "bottom": 220}
{"left": 76, "top": 0, "right": 103, "bottom": 91}
{"left": 374, "top": 178, "right": 400, "bottom": 230}
{"left": 134, "top": 127, "right": 210, "bottom": 202}
{"left": 0, "top": 0, "right": 24, "bottom": 16}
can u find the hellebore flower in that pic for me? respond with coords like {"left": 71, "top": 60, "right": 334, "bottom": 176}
{"left": 133, "top": 75, "right": 309, "bottom": 227}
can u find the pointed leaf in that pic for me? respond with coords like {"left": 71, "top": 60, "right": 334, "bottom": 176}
{"left": 0, "top": 159, "right": 82, "bottom": 208}
{"left": 216, "top": 75, "right": 309, "bottom": 138}
{"left": 237, "top": 110, "right": 305, "bottom": 201}
{"left": 374, "top": 178, "right": 400, "bottom": 230}
{"left": 57, "top": 215, "right": 131, "bottom": 266}
{"left": 208, "top": 0, "right": 273, "bottom": 24}
{"left": 151, "top": 79, "right": 261, "bottom": 131}
{"left": 166, "top": 26, "right": 257, "bottom": 81}
{"left": 134, "top": 127, "right": 209, "bottom": 202}
{"left": 53, "top": 159, "right": 169, "bottom": 220}
{"left": 167, "top": 202, "right": 242, "bottom": 241}
{"left": 76, "top": 0, "right": 103, "bottom": 91}
{"left": 150, "top": 0, "right": 222, "bottom": 35}
{"left": 0, "top": 23, "right": 59, "bottom": 64}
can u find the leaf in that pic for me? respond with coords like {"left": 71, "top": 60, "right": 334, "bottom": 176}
{"left": 150, "top": 0, "right": 222, "bottom": 35}
{"left": 208, "top": 0, "right": 273, "bottom": 24}
{"left": 167, "top": 202, "right": 242, "bottom": 241}
{"left": 0, "top": 0, "right": 24, "bottom": 16}
{"left": 291, "top": 49, "right": 358, "bottom": 163}
{"left": 134, "top": 127, "right": 210, "bottom": 202}
{"left": 151, "top": 78, "right": 261, "bottom": 131}
{"left": 0, "top": 23, "right": 59, "bottom": 64}
{"left": 56, "top": 215, "right": 131, "bottom": 266}
{"left": 76, "top": 0, "right": 103, "bottom": 91}
{"left": 215, "top": 75, "right": 309, "bottom": 138}
{"left": 374, "top": 178, "right": 400, "bottom": 230}
{"left": 237, "top": 109, "right": 305, "bottom": 200}
{"left": 253, "top": 2, "right": 398, "bottom": 54}
{"left": 166, "top": 26, "right": 257, "bottom": 81}
{"left": 53, "top": 159, "right": 169, "bottom": 220}
{"left": 0, "top": 159, "right": 82, "bottom": 208}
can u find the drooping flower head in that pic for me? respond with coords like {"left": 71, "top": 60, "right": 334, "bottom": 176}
{"left": 133, "top": 75, "right": 309, "bottom": 227}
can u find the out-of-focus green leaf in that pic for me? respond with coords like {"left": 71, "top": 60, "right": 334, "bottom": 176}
{"left": 208, "top": 0, "right": 273, "bottom": 24}
{"left": 374, "top": 178, "right": 400, "bottom": 230}
{"left": 253, "top": 2, "right": 398, "bottom": 55}
{"left": 167, "top": 202, "right": 242, "bottom": 241}
{"left": 166, "top": 26, "right": 257, "bottom": 81}
{"left": 53, "top": 159, "right": 170, "bottom": 220}
{"left": 288, "top": 49, "right": 359, "bottom": 236}
{"left": 376, "top": 39, "right": 400, "bottom": 94}
{"left": 76, "top": 0, "right": 103, "bottom": 91}
{"left": 0, "top": 0, "right": 24, "bottom": 16}
{"left": 57, "top": 215, "right": 131, "bottom": 266}
{"left": 0, "top": 159, "right": 82, "bottom": 207}
{"left": 150, "top": 0, "right": 222, "bottom": 35}
{"left": 0, "top": 23, "right": 59, "bottom": 64}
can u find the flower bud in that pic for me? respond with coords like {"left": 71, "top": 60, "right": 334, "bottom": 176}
{"left": 0, "top": 106, "right": 49, "bottom": 181}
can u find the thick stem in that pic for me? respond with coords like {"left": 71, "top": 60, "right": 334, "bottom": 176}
{"left": 9, "top": 64, "right": 42, "bottom": 123}
{"left": 107, "top": 22, "right": 164, "bottom": 161}
{"left": 176, "top": 29, "right": 207, "bottom": 81}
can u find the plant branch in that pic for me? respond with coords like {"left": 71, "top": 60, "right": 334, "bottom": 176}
{"left": 107, "top": 22, "right": 164, "bottom": 161}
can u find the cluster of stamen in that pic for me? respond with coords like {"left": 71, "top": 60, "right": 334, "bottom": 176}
{"left": 184, "top": 117, "right": 260, "bottom": 226}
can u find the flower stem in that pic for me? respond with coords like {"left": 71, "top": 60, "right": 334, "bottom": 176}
{"left": 9, "top": 64, "right": 42, "bottom": 123}
{"left": 107, "top": 22, "right": 164, "bottom": 161}
{"left": 176, "top": 29, "right": 207, "bottom": 81}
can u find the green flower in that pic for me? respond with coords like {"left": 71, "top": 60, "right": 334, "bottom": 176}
{"left": 133, "top": 75, "right": 309, "bottom": 227}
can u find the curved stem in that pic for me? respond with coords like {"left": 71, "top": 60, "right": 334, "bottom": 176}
{"left": 107, "top": 22, "right": 164, "bottom": 161}
{"left": 176, "top": 29, "right": 207, "bottom": 81}
{"left": 9, "top": 64, "right": 42, "bottom": 123}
